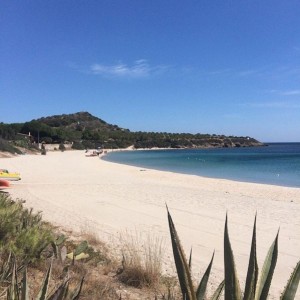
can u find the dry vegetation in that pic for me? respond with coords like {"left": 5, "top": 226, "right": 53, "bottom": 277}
{"left": 2, "top": 188, "right": 298, "bottom": 299}
{"left": 0, "top": 193, "right": 179, "bottom": 299}
{"left": 118, "top": 230, "right": 165, "bottom": 288}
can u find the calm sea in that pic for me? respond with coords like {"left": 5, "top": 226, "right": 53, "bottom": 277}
{"left": 102, "top": 143, "right": 300, "bottom": 188}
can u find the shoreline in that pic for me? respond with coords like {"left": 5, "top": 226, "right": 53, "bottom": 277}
{"left": 102, "top": 146, "right": 300, "bottom": 189}
{"left": 1, "top": 150, "right": 299, "bottom": 298}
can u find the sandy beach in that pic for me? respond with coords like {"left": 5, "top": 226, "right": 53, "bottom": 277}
{"left": 1, "top": 150, "right": 299, "bottom": 298}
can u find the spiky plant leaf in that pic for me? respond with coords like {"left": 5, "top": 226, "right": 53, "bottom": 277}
{"left": 0, "top": 252, "right": 13, "bottom": 283}
{"left": 254, "top": 230, "right": 279, "bottom": 300}
{"left": 36, "top": 260, "right": 52, "bottom": 300}
{"left": 244, "top": 215, "right": 258, "bottom": 300}
{"left": 211, "top": 280, "right": 225, "bottom": 300}
{"left": 280, "top": 260, "right": 300, "bottom": 300}
{"left": 21, "top": 267, "right": 29, "bottom": 300}
{"left": 61, "top": 265, "right": 69, "bottom": 279}
{"left": 48, "top": 280, "right": 69, "bottom": 300}
{"left": 167, "top": 207, "right": 196, "bottom": 300}
{"left": 51, "top": 235, "right": 66, "bottom": 259}
{"left": 51, "top": 241, "right": 59, "bottom": 259}
{"left": 69, "top": 277, "right": 84, "bottom": 300}
{"left": 196, "top": 251, "right": 214, "bottom": 300}
{"left": 189, "top": 248, "right": 193, "bottom": 271}
{"left": 224, "top": 215, "right": 242, "bottom": 300}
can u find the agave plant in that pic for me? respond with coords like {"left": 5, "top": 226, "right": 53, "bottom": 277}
{"left": 167, "top": 206, "right": 224, "bottom": 300}
{"left": 6, "top": 258, "right": 84, "bottom": 300}
{"left": 167, "top": 207, "right": 300, "bottom": 300}
{"left": 224, "top": 214, "right": 300, "bottom": 300}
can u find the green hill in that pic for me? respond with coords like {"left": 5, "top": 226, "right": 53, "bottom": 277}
{"left": 36, "top": 111, "right": 127, "bottom": 132}
{"left": 0, "top": 111, "right": 264, "bottom": 151}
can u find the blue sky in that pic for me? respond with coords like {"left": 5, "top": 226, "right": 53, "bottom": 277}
{"left": 1, "top": 1, "right": 300, "bottom": 142}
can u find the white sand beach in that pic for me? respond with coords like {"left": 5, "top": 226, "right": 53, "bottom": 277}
{"left": 1, "top": 150, "right": 299, "bottom": 298}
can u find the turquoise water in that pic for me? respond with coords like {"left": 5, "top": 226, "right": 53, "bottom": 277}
{"left": 102, "top": 143, "right": 300, "bottom": 188}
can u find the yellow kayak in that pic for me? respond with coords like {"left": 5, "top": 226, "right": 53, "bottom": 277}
{"left": 0, "top": 169, "right": 21, "bottom": 181}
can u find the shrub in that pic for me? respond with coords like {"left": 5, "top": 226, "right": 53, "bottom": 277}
{"left": 14, "top": 139, "right": 30, "bottom": 149}
{"left": 59, "top": 143, "right": 65, "bottom": 152}
{"left": 0, "top": 138, "right": 22, "bottom": 154}
{"left": 41, "top": 143, "right": 46, "bottom": 155}
{"left": 82, "top": 140, "right": 95, "bottom": 149}
{"left": 0, "top": 194, "right": 117, "bottom": 299}
{"left": 0, "top": 194, "right": 53, "bottom": 263}
{"left": 72, "top": 141, "right": 86, "bottom": 150}
{"left": 41, "top": 137, "right": 52, "bottom": 144}
{"left": 118, "top": 230, "right": 164, "bottom": 288}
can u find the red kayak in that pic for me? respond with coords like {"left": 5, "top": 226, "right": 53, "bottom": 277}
{"left": 0, "top": 179, "right": 10, "bottom": 189}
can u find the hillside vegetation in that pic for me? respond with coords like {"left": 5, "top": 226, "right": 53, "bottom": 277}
{"left": 0, "top": 112, "right": 263, "bottom": 152}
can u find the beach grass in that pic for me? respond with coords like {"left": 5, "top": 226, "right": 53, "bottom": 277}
{"left": 118, "top": 230, "right": 165, "bottom": 288}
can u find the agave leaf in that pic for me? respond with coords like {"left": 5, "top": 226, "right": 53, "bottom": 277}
{"left": 51, "top": 241, "right": 58, "bottom": 259}
{"left": 254, "top": 229, "right": 279, "bottom": 300}
{"left": 48, "top": 280, "right": 69, "bottom": 300}
{"left": 0, "top": 252, "right": 12, "bottom": 282}
{"left": 189, "top": 248, "right": 193, "bottom": 271}
{"left": 13, "top": 260, "right": 19, "bottom": 299}
{"left": 211, "top": 280, "right": 225, "bottom": 300}
{"left": 280, "top": 260, "right": 300, "bottom": 300}
{"left": 244, "top": 215, "right": 259, "bottom": 300}
{"left": 61, "top": 265, "right": 69, "bottom": 279}
{"left": 21, "top": 267, "right": 29, "bottom": 300}
{"left": 167, "top": 206, "right": 196, "bottom": 300}
{"left": 69, "top": 276, "right": 84, "bottom": 300}
{"left": 196, "top": 251, "right": 215, "bottom": 300}
{"left": 51, "top": 234, "right": 66, "bottom": 259}
{"left": 224, "top": 214, "right": 242, "bottom": 300}
{"left": 36, "top": 260, "right": 52, "bottom": 300}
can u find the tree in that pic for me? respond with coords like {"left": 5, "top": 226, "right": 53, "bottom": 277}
{"left": 59, "top": 143, "right": 65, "bottom": 152}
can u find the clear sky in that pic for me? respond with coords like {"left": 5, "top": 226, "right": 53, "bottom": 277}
{"left": 1, "top": 1, "right": 300, "bottom": 142}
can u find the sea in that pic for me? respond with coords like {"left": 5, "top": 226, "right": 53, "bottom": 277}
{"left": 102, "top": 143, "right": 300, "bottom": 188}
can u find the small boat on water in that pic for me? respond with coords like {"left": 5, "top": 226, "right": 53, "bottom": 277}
{"left": 0, "top": 169, "right": 21, "bottom": 181}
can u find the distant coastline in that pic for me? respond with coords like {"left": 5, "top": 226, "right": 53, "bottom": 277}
{"left": 0, "top": 111, "right": 265, "bottom": 154}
